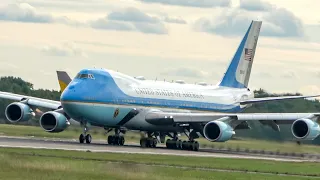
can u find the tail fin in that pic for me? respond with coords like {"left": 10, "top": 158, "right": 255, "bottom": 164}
{"left": 218, "top": 20, "right": 262, "bottom": 89}
{"left": 56, "top": 71, "right": 72, "bottom": 92}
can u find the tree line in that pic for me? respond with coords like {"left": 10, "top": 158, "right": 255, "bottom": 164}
{"left": 0, "top": 76, "right": 320, "bottom": 144}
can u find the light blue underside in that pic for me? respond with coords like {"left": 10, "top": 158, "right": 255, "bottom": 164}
{"left": 62, "top": 103, "right": 133, "bottom": 126}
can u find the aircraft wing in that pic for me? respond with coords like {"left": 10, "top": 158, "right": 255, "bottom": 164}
{"left": 0, "top": 91, "right": 61, "bottom": 110}
{"left": 239, "top": 95, "right": 320, "bottom": 105}
{"left": 145, "top": 111, "right": 320, "bottom": 127}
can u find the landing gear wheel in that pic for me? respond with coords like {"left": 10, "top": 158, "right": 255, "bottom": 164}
{"left": 85, "top": 134, "right": 92, "bottom": 144}
{"left": 107, "top": 135, "right": 113, "bottom": 144}
{"left": 181, "top": 140, "right": 188, "bottom": 150}
{"left": 152, "top": 138, "right": 157, "bottom": 148}
{"left": 79, "top": 134, "right": 85, "bottom": 143}
{"left": 140, "top": 138, "right": 157, "bottom": 148}
{"left": 140, "top": 138, "right": 147, "bottom": 148}
{"left": 120, "top": 136, "right": 125, "bottom": 146}
{"left": 192, "top": 141, "right": 199, "bottom": 151}
{"left": 167, "top": 139, "right": 199, "bottom": 151}
{"left": 176, "top": 140, "right": 182, "bottom": 149}
{"left": 108, "top": 135, "right": 125, "bottom": 146}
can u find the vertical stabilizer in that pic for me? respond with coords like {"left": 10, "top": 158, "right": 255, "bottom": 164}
{"left": 218, "top": 20, "right": 262, "bottom": 89}
{"left": 56, "top": 71, "right": 72, "bottom": 92}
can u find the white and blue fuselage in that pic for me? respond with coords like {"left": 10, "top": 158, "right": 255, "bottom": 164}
{"left": 60, "top": 69, "right": 253, "bottom": 131}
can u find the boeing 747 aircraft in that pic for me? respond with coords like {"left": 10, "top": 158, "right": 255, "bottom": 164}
{"left": 1, "top": 20, "right": 320, "bottom": 151}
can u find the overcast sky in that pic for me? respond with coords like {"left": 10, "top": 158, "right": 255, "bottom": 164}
{"left": 1, "top": 0, "right": 320, "bottom": 95}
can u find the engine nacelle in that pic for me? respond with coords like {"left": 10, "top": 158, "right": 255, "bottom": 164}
{"left": 203, "top": 120, "right": 235, "bottom": 142}
{"left": 291, "top": 118, "right": 320, "bottom": 140}
{"left": 39, "top": 111, "right": 70, "bottom": 133}
{"left": 5, "top": 102, "right": 34, "bottom": 123}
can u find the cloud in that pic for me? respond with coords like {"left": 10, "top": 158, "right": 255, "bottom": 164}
{"left": 281, "top": 71, "right": 298, "bottom": 79}
{"left": 0, "top": 3, "right": 83, "bottom": 27}
{"left": 304, "top": 25, "right": 320, "bottom": 43}
{"left": 137, "top": 0, "right": 231, "bottom": 8}
{"left": 161, "top": 67, "right": 211, "bottom": 78}
{"left": 194, "top": 1, "right": 304, "bottom": 38}
{"left": 108, "top": 7, "right": 160, "bottom": 23}
{"left": 90, "top": 20, "right": 135, "bottom": 31}
{"left": 0, "top": 3, "right": 54, "bottom": 23}
{"left": 313, "top": 71, "right": 320, "bottom": 78}
{"left": 41, "top": 42, "right": 87, "bottom": 58}
{"left": 90, "top": 7, "right": 168, "bottom": 34}
{"left": 163, "top": 16, "right": 187, "bottom": 24}
{"left": 239, "top": 0, "right": 272, "bottom": 11}
{"left": 256, "top": 72, "right": 272, "bottom": 78}
{"left": 0, "top": 3, "right": 167, "bottom": 35}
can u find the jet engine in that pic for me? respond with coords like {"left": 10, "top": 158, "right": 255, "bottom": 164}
{"left": 5, "top": 102, "right": 34, "bottom": 123}
{"left": 291, "top": 118, "right": 320, "bottom": 140}
{"left": 203, "top": 120, "right": 235, "bottom": 142}
{"left": 39, "top": 111, "right": 70, "bottom": 133}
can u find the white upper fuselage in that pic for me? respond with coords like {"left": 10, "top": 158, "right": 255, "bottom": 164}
{"left": 112, "top": 70, "right": 253, "bottom": 111}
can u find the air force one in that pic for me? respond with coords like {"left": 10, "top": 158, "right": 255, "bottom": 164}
{"left": 2, "top": 20, "right": 320, "bottom": 151}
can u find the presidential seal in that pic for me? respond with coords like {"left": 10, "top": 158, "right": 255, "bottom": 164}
{"left": 113, "top": 108, "right": 120, "bottom": 118}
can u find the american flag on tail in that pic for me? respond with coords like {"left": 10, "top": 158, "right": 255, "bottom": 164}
{"left": 244, "top": 48, "right": 253, "bottom": 61}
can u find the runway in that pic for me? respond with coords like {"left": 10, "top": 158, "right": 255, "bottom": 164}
{"left": 0, "top": 135, "right": 318, "bottom": 162}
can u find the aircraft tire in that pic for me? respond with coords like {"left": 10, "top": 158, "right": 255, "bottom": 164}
{"left": 79, "top": 134, "right": 85, "bottom": 143}
{"left": 107, "top": 135, "right": 112, "bottom": 144}
{"left": 166, "top": 139, "right": 199, "bottom": 151}
{"left": 140, "top": 138, "right": 147, "bottom": 148}
{"left": 181, "top": 141, "right": 188, "bottom": 150}
{"left": 85, "top": 134, "right": 92, "bottom": 144}
{"left": 176, "top": 140, "right": 182, "bottom": 149}
{"left": 107, "top": 135, "right": 125, "bottom": 146}
{"left": 120, "top": 136, "right": 125, "bottom": 146}
{"left": 193, "top": 141, "right": 199, "bottom": 151}
{"left": 150, "top": 138, "right": 157, "bottom": 148}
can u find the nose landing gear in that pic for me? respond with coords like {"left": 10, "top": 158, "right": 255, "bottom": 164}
{"left": 79, "top": 123, "right": 92, "bottom": 144}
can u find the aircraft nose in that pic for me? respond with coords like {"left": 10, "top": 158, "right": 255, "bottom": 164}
{"left": 60, "top": 84, "right": 76, "bottom": 101}
{"left": 60, "top": 89, "right": 70, "bottom": 101}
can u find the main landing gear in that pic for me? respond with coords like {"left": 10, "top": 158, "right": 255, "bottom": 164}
{"left": 138, "top": 131, "right": 200, "bottom": 151}
{"left": 107, "top": 128, "right": 125, "bottom": 146}
{"left": 140, "top": 132, "right": 158, "bottom": 148}
{"left": 166, "top": 131, "right": 200, "bottom": 151}
{"left": 79, "top": 122, "right": 92, "bottom": 144}
{"left": 166, "top": 139, "right": 199, "bottom": 151}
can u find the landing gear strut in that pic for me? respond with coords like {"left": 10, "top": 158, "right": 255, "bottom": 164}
{"left": 107, "top": 128, "right": 125, "bottom": 146}
{"left": 79, "top": 122, "right": 92, "bottom": 144}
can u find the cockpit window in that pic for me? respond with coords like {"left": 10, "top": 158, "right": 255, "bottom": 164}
{"left": 75, "top": 73, "right": 95, "bottom": 79}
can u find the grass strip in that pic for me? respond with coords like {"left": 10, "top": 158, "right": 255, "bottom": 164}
{"left": 0, "top": 147, "right": 319, "bottom": 177}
